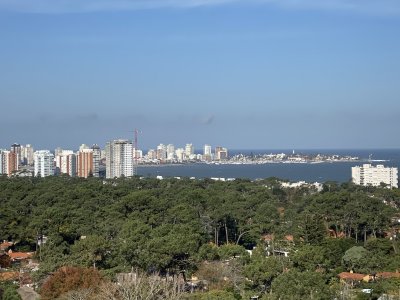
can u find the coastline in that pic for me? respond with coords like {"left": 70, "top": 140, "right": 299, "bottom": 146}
{"left": 137, "top": 159, "right": 378, "bottom": 167}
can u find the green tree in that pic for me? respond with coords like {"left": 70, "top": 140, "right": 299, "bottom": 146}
{"left": 342, "top": 246, "right": 369, "bottom": 272}
{"left": 271, "top": 270, "right": 332, "bottom": 300}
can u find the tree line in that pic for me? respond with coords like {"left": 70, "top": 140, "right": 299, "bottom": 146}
{"left": 1, "top": 175, "right": 400, "bottom": 299}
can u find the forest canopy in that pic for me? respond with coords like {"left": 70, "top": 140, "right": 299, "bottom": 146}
{"left": 1, "top": 176, "right": 400, "bottom": 299}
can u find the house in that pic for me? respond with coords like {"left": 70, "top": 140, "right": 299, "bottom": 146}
{"left": 376, "top": 272, "right": 400, "bottom": 280}
{"left": 7, "top": 250, "right": 34, "bottom": 262}
{"left": 338, "top": 272, "right": 372, "bottom": 286}
{"left": 0, "top": 241, "right": 13, "bottom": 251}
{"left": 262, "top": 234, "right": 295, "bottom": 257}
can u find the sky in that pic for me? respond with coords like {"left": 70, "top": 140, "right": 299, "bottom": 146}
{"left": 1, "top": 0, "right": 400, "bottom": 150}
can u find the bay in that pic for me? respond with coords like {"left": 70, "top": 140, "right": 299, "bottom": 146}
{"left": 137, "top": 149, "right": 400, "bottom": 183}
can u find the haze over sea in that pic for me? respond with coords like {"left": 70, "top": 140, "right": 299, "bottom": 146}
{"left": 137, "top": 149, "right": 400, "bottom": 183}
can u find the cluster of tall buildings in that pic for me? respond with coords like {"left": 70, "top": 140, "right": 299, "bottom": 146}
{"left": 144, "top": 143, "right": 228, "bottom": 163}
{"left": 52, "top": 144, "right": 101, "bottom": 178}
{"left": 0, "top": 144, "right": 34, "bottom": 176}
{"left": 0, "top": 143, "right": 102, "bottom": 178}
{"left": 1, "top": 140, "right": 229, "bottom": 179}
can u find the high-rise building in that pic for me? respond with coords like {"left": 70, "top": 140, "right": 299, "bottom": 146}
{"left": 215, "top": 146, "right": 228, "bottom": 160}
{"left": 54, "top": 147, "right": 63, "bottom": 157}
{"left": 133, "top": 149, "right": 143, "bottom": 159}
{"left": 34, "top": 150, "right": 54, "bottom": 177}
{"left": 73, "top": 144, "right": 101, "bottom": 178}
{"left": 91, "top": 144, "right": 101, "bottom": 178}
{"left": 185, "top": 143, "right": 194, "bottom": 159}
{"left": 203, "top": 144, "right": 212, "bottom": 162}
{"left": 0, "top": 150, "right": 19, "bottom": 176}
{"left": 157, "top": 144, "right": 167, "bottom": 161}
{"left": 105, "top": 140, "right": 133, "bottom": 179}
{"left": 55, "top": 150, "right": 76, "bottom": 176}
{"left": 10, "top": 143, "right": 22, "bottom": 167}
{"left": 77, "top": 149, "right": 94, "bottom": 178}
{"left": 21, "top": 144, "right": 34, "bottom": 166}
{"left": 352, "top": 164, "right": 398, "bottom": 188}
{"left": 166, "top": 144, "right": 175, "bottom": 160}
{"left": 175, "top": 148, "right": 185, "bottom": 162}
{"left": 147, "top": 149, "right": 157, "bottom": 160}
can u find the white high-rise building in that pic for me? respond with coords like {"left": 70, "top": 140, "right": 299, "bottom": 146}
{"left": 167, "top": 144, "right": 175, "bottom": 160}
{"left": 175, "top": 148, "right": 185, "bottom": 162}
{"left": 203, "top": 144, "right": 212, "bottom": 162}
{"left": 106, "top": 140, "right": 133, "bottom": 179}
{"left": 157, "top": 144, "right": 167, "bottom": 161}
{"left": 204, "top": 144, "right": 212, "bottom": 156}
{"left": 21, "top": 144, "right": 34, "bottom": 166}
{"left": 34, "top": 150, "right": 55, "bottom": 177}
{"left": 147, "top": 149, "right": 157, "bottom": 160}
{"left": 185, "top": 143, "right": 194, "bottom": 159}
{"left": 352, "top": 164, "right": 398, "bottom": 188}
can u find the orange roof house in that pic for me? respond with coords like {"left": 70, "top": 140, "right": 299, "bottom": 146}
{"left": 0, "top": 241, "right": 13, "bottom": 251}
{"left": 376, "top": 272, "right": 400, "bottom": 279}
{"left": 338, "top": 272, "right": 371, "bottom": 283}
{"left": 7, "top": 250, "right": 34, "bottom": 261}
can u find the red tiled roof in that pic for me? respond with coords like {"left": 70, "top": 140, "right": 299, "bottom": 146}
{"left": 7, "top": 250, "right": 34, "bottom": 261}
{"left": 338, "top": 272, "right": 365, "bottom": 281}
{"left": 0, "top": 241, "right": 13, "bottom": 251}
{"left": 376, "top": 272, "right": 400, "bottom": 279}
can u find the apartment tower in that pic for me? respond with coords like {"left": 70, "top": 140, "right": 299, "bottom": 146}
{"left": 105, "top": 139, "right": 133, "bottom": 179}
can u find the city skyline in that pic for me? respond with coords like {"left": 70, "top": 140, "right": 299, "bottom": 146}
{"left": 1, "top": 1, "right": 400, "bottom": 149}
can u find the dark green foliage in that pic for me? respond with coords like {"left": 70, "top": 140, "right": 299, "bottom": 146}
{"left": 244, "top": 251, "right": 290, "bottom": 291}
{"left": 1, "top": 176, "right": 400, "bottom": 298}
{"left": 271, "top": 270, "right": 333, "bottom": 300}
{"left": 0, "top": 283, "right": 21, "bottom": 300}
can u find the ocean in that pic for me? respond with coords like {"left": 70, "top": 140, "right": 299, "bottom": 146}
{"left": 136, "top": 149, "right": 400, "bottom": 183}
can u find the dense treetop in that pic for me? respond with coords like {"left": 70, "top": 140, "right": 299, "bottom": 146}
{"left": 1, "top": 175, "right": 400, "bottom": 299}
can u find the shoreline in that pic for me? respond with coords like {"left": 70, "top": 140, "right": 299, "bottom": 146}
{"left": 136, "top": 159, "right": 382, "bottom": 168}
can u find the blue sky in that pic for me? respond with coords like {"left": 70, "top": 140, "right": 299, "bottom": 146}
{"left": 1, "top": 0, "right": 400, "bottom": 150}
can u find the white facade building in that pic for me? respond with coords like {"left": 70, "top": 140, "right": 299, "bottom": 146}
{"left": 157, "top": 144, "right": 167, "bottom": 161}
{"left": 204, "top": 144, "right": 212, "bottom": 156}
{"left": 106, "top": 140, "right": 133, "bottom": 179}
{"left": 34, "top": 150, "right": 55, "bottom": 177}
{"left": 21, "top": 144, "right": 34, "bottom": 166}
{"left": 185, "top": 143, "right": 194, "bottom": 159}
{"left": 203, "top": 144, "right": 212, "bottom": 162}
{"left": 352, "top": 164, "right": 398, "bottom": 188}
{"left": 166, "top": 144, "right": 175, "bottom": 160}
{"left": 175, "top": 148, "right": 185, "bottom": 162}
